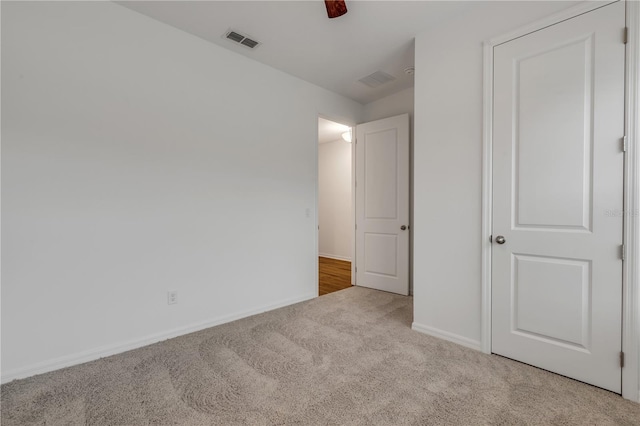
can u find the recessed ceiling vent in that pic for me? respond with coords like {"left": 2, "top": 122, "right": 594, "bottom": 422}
{"left": 225, "top": 30, "right": 260, "bottom": 49}
{"left": 358, "top": 71, "right": 396, "bottom": 88}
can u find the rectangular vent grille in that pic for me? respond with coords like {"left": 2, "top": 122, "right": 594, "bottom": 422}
{"left": 225, "top": 30, "right": 260, "bottom": 49}
{"left": 358, "top": 71, "right": 396, "bottom": 88}
{"left": 241, "top": 38, "right": 259, "bottom": 48}
{"left": 226, "top": 31, "right": 244, "bottom": 43}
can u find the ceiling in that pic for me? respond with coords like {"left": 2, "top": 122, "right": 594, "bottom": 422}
{"left": 118, "top": 1, "right": 478, "bottom": 104}
{"left": 318, "top": 117, "right": 351, "bottom": 144}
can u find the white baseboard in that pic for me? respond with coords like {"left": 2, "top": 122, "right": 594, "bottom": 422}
{"left": 319, "top": 253, "right": 351, "bottom": 262}
{"left": 411, "top": 322, "right": 482, "bottom": 351}
{"left": 1, "top": 293, "right": 316, "bottom": 384}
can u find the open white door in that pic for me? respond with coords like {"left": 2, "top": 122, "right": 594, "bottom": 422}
{"left": 355, "top": 114, "right": 409, "bottom": 296}
{"left": 491, "top": 2, "right": 624, "bottom": 393}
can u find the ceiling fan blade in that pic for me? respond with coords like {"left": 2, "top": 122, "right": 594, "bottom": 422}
{"left": 325, "top": 0, "right": 347, "bottom": 19}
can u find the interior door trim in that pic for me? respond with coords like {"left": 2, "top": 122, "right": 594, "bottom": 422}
{"left": 480, "top": 0, "right": 640, "bottom": 402}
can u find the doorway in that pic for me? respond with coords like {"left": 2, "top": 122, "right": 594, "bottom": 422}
{"left": 317, "top": 117, "right": 354, "bottom": 296}
{"left": 316, "top": 113, "right": 411, "bottom": 297}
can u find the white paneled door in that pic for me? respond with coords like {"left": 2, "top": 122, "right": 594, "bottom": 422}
{"left": 355, "top": 114, "right": 410, "bottom": 295}
{"left": 492, "top": 2, "right": 625, "bottom": 393}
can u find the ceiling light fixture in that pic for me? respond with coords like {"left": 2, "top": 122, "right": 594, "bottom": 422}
{"left": 342, "top": 130, "right": 352, "bottom": 143}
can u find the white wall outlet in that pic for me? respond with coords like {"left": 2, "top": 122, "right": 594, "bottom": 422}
{"left": 305, "top": 208, "right": 311, "bottom": 218}
{"left": 167, "top": 291, "right": 178, "bottom": 305}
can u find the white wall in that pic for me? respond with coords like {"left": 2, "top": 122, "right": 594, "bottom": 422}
{"left": 412, "top": 1, "right": 579, "bottom": 347}
{"left": 1, "top": 1, "right": 363, "bottom": 381}
{"left": 363, "top": 87, "right": 414, "bottom": 123}
{"left": 318, "top": 140, "right": 352, "bottom": 261}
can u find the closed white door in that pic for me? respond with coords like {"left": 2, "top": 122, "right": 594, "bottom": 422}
{"left": 355, "top": 114, "right": 409, "bottom": 295}
{"left": 492, "top": 2, "right": 625, "bottom": 393}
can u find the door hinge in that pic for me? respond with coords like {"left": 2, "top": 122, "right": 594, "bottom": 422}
{"left": 622, "top": 135, "right": 628, "bottom": 152}
{"left": 621, "top": 244, "right": 625, "bottom": 261}
{"left": 623, "top": 27, "right": 628, "bottom": 44}
{"left": 489, "top": 235, "right": 493, "bottom": 243}
{"left": 355, "top": 223, "right": 357, "bottom": 230}
{"left": 620, "top": 351, "right": 625, "bottom": 368}
{"left": 355, "top": 266, "right": 358, "bottom": 272}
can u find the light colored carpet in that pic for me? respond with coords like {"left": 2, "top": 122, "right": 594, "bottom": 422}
{"left": 2, "top": 287, "right": 640, "bottom": 425}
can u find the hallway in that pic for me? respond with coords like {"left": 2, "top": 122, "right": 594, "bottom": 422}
{"left": 319, "top": 257, "right": 352, "bottom": 296}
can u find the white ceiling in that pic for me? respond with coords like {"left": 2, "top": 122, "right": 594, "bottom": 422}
{"left": 118, "top": 1, "right": 478, "bottom": 104}
{"left": 318, "top": 117, "right": 351, "bottom": 144}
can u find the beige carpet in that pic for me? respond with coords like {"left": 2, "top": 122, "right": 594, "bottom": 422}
{"left": 2, "top": 287, "right": 639, "bottom": 425}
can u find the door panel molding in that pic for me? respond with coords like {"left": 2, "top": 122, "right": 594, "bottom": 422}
{"left": 481, "top": 0, "right": 640, "bottom": 402}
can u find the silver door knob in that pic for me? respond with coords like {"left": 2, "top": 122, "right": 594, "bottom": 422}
{"left": 400, "top": 225, "right": 407, "bottom": 231}
{"left": 495, "top": 235, "right": 506, "bottom": 244}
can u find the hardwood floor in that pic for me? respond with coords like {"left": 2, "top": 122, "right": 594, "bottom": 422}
{"left": 319, "top": 257, "right": 352, "bottom": 296}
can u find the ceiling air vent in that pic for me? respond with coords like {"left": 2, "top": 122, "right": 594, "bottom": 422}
{"left": 240, "top": 38, "right": 259, "bottom": 49}
{"left": 225, "top": 30, "right": 260, "bottom": 49}
{"left": 358, "top": 71, "right": 396, "bottom": 88}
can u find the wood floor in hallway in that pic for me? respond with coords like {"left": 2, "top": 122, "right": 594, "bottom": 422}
{"left": 319, "top": 257, "right": 352, "bottom": 296}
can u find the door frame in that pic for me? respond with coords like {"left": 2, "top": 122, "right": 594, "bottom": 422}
{"left": 316, "top": 113, "right": 357, "bottom": 295}
{"left": 481, "top": 0, "right": 640, "bottom": 402}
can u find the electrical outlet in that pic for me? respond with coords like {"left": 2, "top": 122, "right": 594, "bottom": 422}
{"left": 305, "top": 208, "right": 311, "bottom": 218}
{"left": 167, "top": 291, "right": 178, "bottom": 305}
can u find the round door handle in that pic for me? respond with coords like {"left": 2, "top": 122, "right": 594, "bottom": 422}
{"left": 495, "top": 235, "right": 506, "bottom": 244}
{"left": 400, "top": 225, "right": 407, "bottom": 231}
